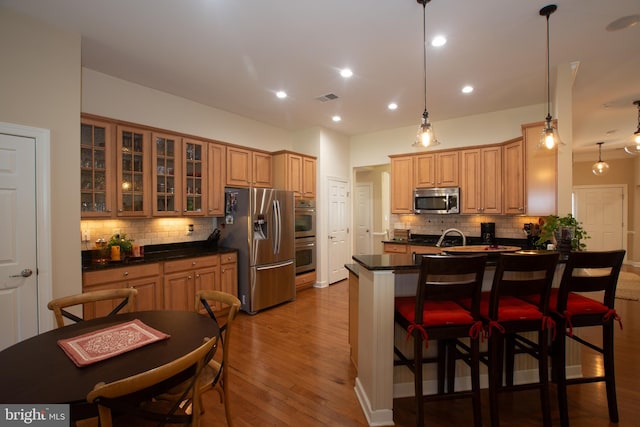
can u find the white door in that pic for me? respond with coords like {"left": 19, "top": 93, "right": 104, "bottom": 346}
{"left": 328, "top": 178, "right": 349, "bottom": 284}
{"left": 0, "top": 133, "right": 39, "bottom": 350}
{"left": 355, "top": 183, "right": 373, "bottom": 255}
{"left": 573, "top": 186, "right": 625, "bottom": 251}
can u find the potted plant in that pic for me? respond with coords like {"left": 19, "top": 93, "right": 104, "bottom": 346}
{"left": 107, "top": 233, "right": 134, "bottom": 260}
{"left": 535, "top": 214, "right": 589, "bottom": 251}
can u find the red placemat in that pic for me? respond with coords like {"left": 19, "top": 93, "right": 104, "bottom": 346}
{"left": 58, "top": 319, "right": 171, "bottom": 367}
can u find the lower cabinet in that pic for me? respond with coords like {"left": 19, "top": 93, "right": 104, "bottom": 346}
{"left": 82, "top": 263, "right": 163, "bottom": 319}
{"left": 383, "top": 243, "right": 409, "bottom": 254}
{"left": 295, "top": 270, "right": 316, "bottom": 291}
{"left": 164, "top": 255, "right": 220, "bottom": 311}
{"left": 82, "top": 252, "right": 238, "bottom": 317}
{"left": 348, "top": 269, "right": 359, "bottom": 369}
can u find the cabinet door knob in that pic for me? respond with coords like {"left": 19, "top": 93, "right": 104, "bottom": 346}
{"left": 123, "top": 271, "right": 129, "bottom": 277}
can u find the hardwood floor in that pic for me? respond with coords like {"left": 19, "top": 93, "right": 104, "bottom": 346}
{"left": 199, "top": 278, "right": 640, "bottom": 426}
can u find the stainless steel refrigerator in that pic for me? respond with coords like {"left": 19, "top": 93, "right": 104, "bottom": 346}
{"left": 223, "top": 188, "right": 295, "bottom": 314}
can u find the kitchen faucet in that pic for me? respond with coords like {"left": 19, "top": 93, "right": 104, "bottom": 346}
{"left": 435, "top": 228, "right": 466, "bottom": 247}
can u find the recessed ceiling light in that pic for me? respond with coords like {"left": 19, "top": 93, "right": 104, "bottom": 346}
{"left": 431, "top": 35, "right": 447, "bottom": 47}
{"left": 276, "top": 91, "right": 287, "bottom": 99}
{"left": 332, "top": 115, "right": 342, "bottom": 122}
{"left": 388, "top": 103, "right": 398, "bottom": 110}
{"left": 606, "top": 14, "right": 640, "bottom": 31}
{"left": 461, "top": 85, "right": 474, "bottom": 94}
{"left": 340, "top": 68, "right": 353, "bottom": 78}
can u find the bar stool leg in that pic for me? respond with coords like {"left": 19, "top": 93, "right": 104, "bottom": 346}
{"left": 538, "top": 330, "right": 552, "bottom": 427}
{"left": 488, "top": 333, "right": 503, "bottom": 427}
{"left": 414, "top": 332, "right": 425, "bottom": 427}
{"left": 603, "top": 322, "right": 619, "bottom": 422}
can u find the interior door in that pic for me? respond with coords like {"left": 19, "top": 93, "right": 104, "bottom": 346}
{"left": 0, "top": 133, "right": 38, "bottom": 351}
{"left": 328, "top": 178, "right": 349, "bottom": 284}
{"left": 355, "top": 183, "right": 373, "bottom": 255}
{"left": 573, "top": 186, "right": 625, "bottom": 251}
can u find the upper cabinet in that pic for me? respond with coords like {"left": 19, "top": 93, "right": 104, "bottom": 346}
{"left": 460, "top": 146, "right": 502, "bottom": 214}
{"left": 226, "top": 146, "right": 272, "bottom": 188}
{"left": 152, "top": 132, "right": 181, "bottom": 216}
{"left": 81, "top": 118, "right": 114, "bottom": 218}
{"left": 522, "top": 121, "right": 557, "bottom": 216}
{"left": 414, "top": 151, "right": 459, "bottom": 188}
{"left": 182, "top": 138, "right": 207, "bottom": 216}
{"left": 272, "top": 151, "right": 317, "bottom": 198}
{"left": 116, "top": 125, "right": 150, "bottom": 217}
{"left": 390, "top": 155, "right": 414, "bottom": 214}
{"left": 207, "top": 142, "right": 226, "bottom": 216}
{"left": 502, "top": 138, "right": 525, "bottom": 215}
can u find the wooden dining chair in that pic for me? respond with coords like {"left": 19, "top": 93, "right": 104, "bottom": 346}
{"left": 467, "top": 251, "right": 559, "bottom": 427}
{"left": 394, "top": 254, "right": 487, "bottom": 427}
{"left": 47, "top": 288, "right": 138, "bottom": 328}
{"left": 157, "top": 290, "right": 241, "bottom": 426}
{"left": 86, "top": 335, "right": 218, "bottom": 427}
{"left": 549, "top": 250, "right": 625, "bottom": 427}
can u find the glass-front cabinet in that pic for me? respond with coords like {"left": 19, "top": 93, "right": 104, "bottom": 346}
{"left": 116, "top": 126, "right": 150, "bottom": 217}
{"left": 152, "top": 132, "right": 181, "bottom": 216}
{"left": 81, "top": 118, "right": 114, "bottom": 218}
{"left": 183, "top": 138, "right": 207, "bottom": 216}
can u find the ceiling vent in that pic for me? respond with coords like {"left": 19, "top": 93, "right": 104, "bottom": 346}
{"left": 315, "top": 93, "right": 339, "bottom": 102}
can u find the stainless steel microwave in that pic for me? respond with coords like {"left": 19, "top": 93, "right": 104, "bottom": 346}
{"left": 414, "top": 187, "right": 460, "bottom": 214}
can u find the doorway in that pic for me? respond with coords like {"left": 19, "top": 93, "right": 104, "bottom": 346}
{"left": 0, "top": 122, "right": 53, "bottom": 350}
{"left": 327, "top": 177, "right": 349, "bottom": 284}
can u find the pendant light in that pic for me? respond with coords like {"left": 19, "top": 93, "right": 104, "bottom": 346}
{"left": 623, "top": 100, "right": 640, "bottom": 155}
{"left": 413, "top": 0, "right": 439, "bottom": 148}
{"left": 592, "top": 142, "right": 610, "bottom": 176}
{"left": 538, "top": 4, "right": 560, "bottom": 150}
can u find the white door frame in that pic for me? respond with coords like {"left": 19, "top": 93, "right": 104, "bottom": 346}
{"left": 0, "top": 122, "right": 53, "bottom": 333}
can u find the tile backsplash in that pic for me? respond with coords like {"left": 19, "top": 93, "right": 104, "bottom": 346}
{"left": 391, "top": 214, "right": 541, "bottom": 240}
{"left": 80, "top": 217, "right": 217, "bottom": 249}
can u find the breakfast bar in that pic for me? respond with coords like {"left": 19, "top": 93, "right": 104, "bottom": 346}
{"left": 350, "top": 252, "right": 575, "bottom": 426}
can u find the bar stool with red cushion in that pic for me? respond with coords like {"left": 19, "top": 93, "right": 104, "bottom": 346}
{"left": 467, "top": 251, "right": 559, "bottom": 427}
{"left": 394, "top": 254, "right": 487, "bottom": 427}
{"left": 543, "top": 250, "right": 624, "bottom": 427}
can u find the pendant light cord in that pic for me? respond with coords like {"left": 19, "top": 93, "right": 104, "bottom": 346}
{"left": 422, "top": 0, "right": 427, "bottom": 116}
{"left": 545, "top": 11, "right": 551, "bottom": 121}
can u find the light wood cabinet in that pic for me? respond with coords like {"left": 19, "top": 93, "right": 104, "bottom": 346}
{"left": 116, "top": 125, "right": 151, "bottom": 217}
{"left": 226, "top": 146, "right": 272, "bottom": 188}
{"left": 151, "top": 132, "right": 181, "bottom": 216}
{"left": 503, "top": 138, "right": 526, "bottom": 214}
{"left": 164, "top": 255, "right": 220, "bottom": 311}
{"left": 460, "top": 146, "right": 502, "bottom": 214}
{"left": 207, "top": 142, "right": 226, "bottom": 216}
{"left": 409, "top": 245, "right": 443, "bottom": 255}
{"left": 272, "top": 151, "right": 317, "bottom": 198}
{"left": 522, "top": 121, "right": 557, "bottom": 216}
{"left": 348, "top": 269, "right": 359, "bottom": 369}
{"left": 182, "top": 138, "right": 207, "bottom": 215}
{"left": 82, "top": 263, "right": 163, "bottom": 318}
{"left": 220, "top": 252, "right": 238, "bottom": 310}
{"left": 383, "top": 242, "right": 409, "bottom": 254}
{"left": 390, "top": 155, "right": 414, "bottom": 214}
{"left": 415, "top": 151, "right": 459, "bottom": 188}
{"left": 81, "top": 118, "right": 115, "bottom": 218}
{"left": 295, "top": 271, "right": 316, "bottom": 291}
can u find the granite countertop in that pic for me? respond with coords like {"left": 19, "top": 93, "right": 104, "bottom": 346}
{"left": 82, "top": 241, "right": 237, "bottom": 272}
{"left": 352, "top": 250, "right": 566, "bottom": 272}
{"left": 382, "top": 234, "right": 531, "bottom": 249}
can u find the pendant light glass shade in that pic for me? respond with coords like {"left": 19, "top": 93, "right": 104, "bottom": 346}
{"left": 592, "top": 142, "right": 609, "bottom": 176}
{"left": 624, "top": 100, "right": 640, "bottom": 155}
{"left": 412, "top": 0, "right": 439, "bottom": 148}
{"left": 538, "top": 5, "right": 561, "bottom": 150}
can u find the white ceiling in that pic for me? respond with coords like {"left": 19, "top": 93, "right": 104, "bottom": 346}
{"left": 4, "top": 0, "right": 639, "bottom": 155}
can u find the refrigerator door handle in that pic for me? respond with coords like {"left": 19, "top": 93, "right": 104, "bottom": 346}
{"left": 273, "top": 199, "right": 281, "bottom": 255}
{"left": 255, "top": 260, "right": 294, "bottom": 271}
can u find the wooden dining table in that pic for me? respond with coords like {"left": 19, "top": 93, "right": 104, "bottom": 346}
{"left": 0, "top": 310, "right": 219, "bottom": 420}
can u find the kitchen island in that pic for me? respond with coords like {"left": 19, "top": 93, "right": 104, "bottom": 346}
{"left": 350, "top": 252, "right": 575, "bottom": 426}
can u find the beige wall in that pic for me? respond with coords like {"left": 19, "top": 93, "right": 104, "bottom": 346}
{"left": 0, "top": 7, "right": 82, "bottom": 299}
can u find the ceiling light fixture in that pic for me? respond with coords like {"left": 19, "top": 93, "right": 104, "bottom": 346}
{"left": 623, "top": 100, "right": 640, "bottom": 155}
{"left": 592, "top": 142, "right": 610, "bottom": 176}
{"left": 276, "top": 91, "right": 287, "bottom": 99}
{"left": 340, "top": 68, "right": 353, "bottom": 78}
{"left": 413, "top": 0, "right": 439, "bottom": 149}
{"left": 388, "top": 103, "right": 398, "bottom": 110}
{"left": 538, "top": 4, "right": 561, "bottom": 150}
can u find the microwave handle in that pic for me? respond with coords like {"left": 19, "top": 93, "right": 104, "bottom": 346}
{"left": 446, "top": 194, "right": 453, "bottom": 212}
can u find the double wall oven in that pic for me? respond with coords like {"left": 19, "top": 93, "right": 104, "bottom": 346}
{"left": 294, "top": 199, "right": 316, "bottom": 275}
